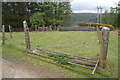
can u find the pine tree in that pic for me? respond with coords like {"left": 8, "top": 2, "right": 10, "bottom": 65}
{"left": 2, "top": 2, "right": 72, "bottom": 31}
{"left": 2, "top": 2, "right": 38, "bottom": 31}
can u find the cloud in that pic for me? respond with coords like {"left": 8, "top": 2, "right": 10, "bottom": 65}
{"left": 73, "top": 10, "right": 96, "bottom": 13}
{"left": 70, "top": 0, "right": 119, "bottom": 13}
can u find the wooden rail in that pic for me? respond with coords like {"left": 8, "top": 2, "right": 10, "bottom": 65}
{"left": 68, "top": 62, "right": 94, "bottom": 69}
{"left": 33, "top": 48, "right": 97, "bottom": 65}
{"left": 36, "top": 48, "right": 98, "bottom": 60}
{"left": 29, "top": 52, "right": 92, "bottom": 74}
{"left": 29, "top": 48, "right": 99, "bottom": 74}
{"left": 70, "top": 60, "right": 95, "bottom": 66}
{"left": 30, "top": 52, "right": 94, "bottom": 69}
{"left": 92, "top": 59, "right": 100, "bottom": 74}
{"left": 32, "top": 48, "right": 97, "bottom": 63}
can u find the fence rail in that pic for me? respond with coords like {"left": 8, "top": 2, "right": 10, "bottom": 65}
{"left": 11, "top": 26, "right": 97, "bottom": 32}
{"left": 59, "top": 27, "right": 97, "bottom": 31}
{"left": 12, "top": 27, "right": 49, "bottom": 32}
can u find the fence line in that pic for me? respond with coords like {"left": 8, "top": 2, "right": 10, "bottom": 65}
{"left": 12, "top": 27, "right": 49, "bottom": 32}
{"left": 59, "top": 27, "right": 97, "bottom": 31}
{"left": 11, "top": 26, "right": 97, "bottom": 32}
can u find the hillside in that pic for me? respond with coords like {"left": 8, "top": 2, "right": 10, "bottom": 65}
{"left": 71, "top": 13, "right": 97, "bottom": 26}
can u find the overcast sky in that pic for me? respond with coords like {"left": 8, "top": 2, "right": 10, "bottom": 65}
{"left": 70, "top": 0, "right": 119, "bottom": 13}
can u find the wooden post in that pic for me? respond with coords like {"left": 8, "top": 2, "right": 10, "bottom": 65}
{"left": 54, "top": 26, "right": 56, "bottom": 31}
{"left": 97, "top": 6, "right": 100, "bottom": 23}
{"left": 9, "top": 25, "right": 12, "bottom": 39}
{"left": 100, "top": 7, "right": 102, "bottom": 23}
{"left": 99, "top": 30, "right": 109, "bottom": 68}
{"left": 49, "top": 25, "right": 52, "bottom": 31}
{"left": 35, "top": 25, "right": 37, "bottom": 31}
{"left": 57, "top": 25, "right": 60, "bottom": 31}
{"left": 2, "top": 25, "right": 5, "bottom": 44}
{"left": 96, "top": 26, "right": 101, "bottom": 44}
{"left": 23, "top": 20, "right": 31, "bottom": 50}
{"left": 43, "top": 25, "right": 45, "bottom": 31}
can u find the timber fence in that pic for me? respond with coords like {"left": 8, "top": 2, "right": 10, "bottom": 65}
{"left": 12, "top": 27, "right": 49, "bottom": 32}
{"left": 11, "top": 26, "right": 97, "bottom": 32}
{"left": 59, "top": 27, "right": 97, "bottom": 31}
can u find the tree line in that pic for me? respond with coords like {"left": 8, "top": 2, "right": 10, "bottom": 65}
{"left": 2, "top": 2, "right": 72, "bottom": 31}
{"left": 102, "top": 2, "right": 120, "bottom": 28}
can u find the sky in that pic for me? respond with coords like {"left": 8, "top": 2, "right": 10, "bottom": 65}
{"left": 70, "top": 0, "right": 120, "bottom": 13}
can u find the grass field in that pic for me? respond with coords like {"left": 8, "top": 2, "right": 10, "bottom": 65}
{"left": 2, "top": 31, "right": 118, "bottom": 78}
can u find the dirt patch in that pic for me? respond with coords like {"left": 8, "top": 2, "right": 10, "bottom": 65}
{"left": 2, "top": 56, "right": 73, "bottom": 78}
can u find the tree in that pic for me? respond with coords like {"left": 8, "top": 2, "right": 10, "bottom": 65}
{"left": 2, "top": 2, "right": 72, "bottom": 31}
{"left": 62, "top": 2, "right": 72, "bottom": 26}
{"left": 2, "top": 2, "right": 38, "bottom": 31}
{"left": 30, "top": 2, "right": 72, "bottom": 29}
{"left": 30, "top": 12, "right": 45, "bottom": 27}
{"left": 102, "top": 2, "right": 120, "bottom": 28}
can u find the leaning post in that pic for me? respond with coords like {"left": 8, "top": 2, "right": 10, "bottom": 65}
{"left": 23, "top": 20, "right": 31, "bottom": 50}
{"left": 99, "top": 29, "right": 109, "bottom": 69}
{"left": 9, "top": 25, "right": 12, "bottom": 39}
{"left": 2, "top": 25, "right": 5, "bottom": 44}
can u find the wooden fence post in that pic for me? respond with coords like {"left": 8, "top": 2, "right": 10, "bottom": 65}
{"left": 43, "top": 25, "right": 45, "bottom": 31}
{"left": 23, "top": 20, "right": 31, "bottom": 50}
{"left": 57, "top": 25, "right": 60, "bottom": 31}
{"left": 99, "top": 30, "right": 109, "bottom": 68}
{"left": 35, "top": 25, "right": 37, "bottom": 31}
{"left": 9, "top": 25, "right": 12, "bottom": 39}
{"left": 2, "top": 25, "right": 5, "bottom": 44}
{"left": 96, "top": 26, "right": 101, "bottom": 44}
{"left": 49, "top": 26, "right": 52, "bottom": 31}
{"left": 54, "top": 26, "right": 56, "bottom": 31}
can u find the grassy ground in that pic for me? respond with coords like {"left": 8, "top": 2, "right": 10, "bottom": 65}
{"left": 2, "top": 31, "right": 118, "bottom": 78}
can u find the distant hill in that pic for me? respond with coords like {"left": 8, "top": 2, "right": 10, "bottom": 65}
{"left": 71, "top": 13, "right": 97, "bottom": 26}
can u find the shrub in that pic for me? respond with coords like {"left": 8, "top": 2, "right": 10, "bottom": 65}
{"left": 78, "top": 22, "right": 114, "bottom": 29}
{"left": 30, "top": 12, "right": 45, "bottom": 27}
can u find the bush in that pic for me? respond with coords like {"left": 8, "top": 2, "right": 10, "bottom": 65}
{"left": 78, "top": 22, "right": 114, "bottom": 29}
{"left": 30, "top": 12, "right": 45, "bottom": 27}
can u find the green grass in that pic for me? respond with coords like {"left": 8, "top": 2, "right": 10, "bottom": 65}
{"left": 2, "top": 31, "right": 118, "bottom": 78}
